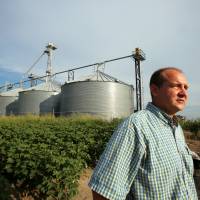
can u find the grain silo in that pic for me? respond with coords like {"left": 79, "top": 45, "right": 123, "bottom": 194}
{"left": 18, "top": 82, "right": 61, "bottom": 115}
{"left": 0, "top": 88, "right": 23, "bottom": 116}
{"left": 60, "top": 71, "right": 134, "bottom": 119}
{"left": 17, "top": 42, "right": 61, "bottom": 115}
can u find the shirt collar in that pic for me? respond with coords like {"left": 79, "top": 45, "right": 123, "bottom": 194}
{"left": 146, "top": 102, "right": 178, "bottom": 127}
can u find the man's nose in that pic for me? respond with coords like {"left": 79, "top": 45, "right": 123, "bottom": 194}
{"left": 179, "top": 86, "right": 188, "bottom": 97}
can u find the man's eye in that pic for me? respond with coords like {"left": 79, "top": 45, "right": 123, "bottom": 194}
{"left": 171, "top": 84, "right": 179, "bottom": 88}
{"left": 184, "top": 85, "right": 189, "bottom": 90}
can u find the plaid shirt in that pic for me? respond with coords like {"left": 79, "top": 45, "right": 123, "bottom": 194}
{"left": 89, "top": 103, "right": 198, "bottom": 200}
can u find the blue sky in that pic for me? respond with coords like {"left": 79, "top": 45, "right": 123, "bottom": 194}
{"left": 0, "top": 0, "right": 200, "bottom": 118}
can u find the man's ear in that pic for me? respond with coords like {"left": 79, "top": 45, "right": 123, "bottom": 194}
{"left": 150, "top": 84, "right": 159, "bottom": 97}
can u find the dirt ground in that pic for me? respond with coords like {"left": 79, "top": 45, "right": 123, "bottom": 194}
{"left": 186, "top": 139, "right": 200, "bottom": 155}
{"left": 72, "top": 168, "right": 93, "bottom": 200}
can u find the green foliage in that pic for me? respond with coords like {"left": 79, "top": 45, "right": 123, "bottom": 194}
{"left": 0, "top": 115, "right": 122, "bottom": 199}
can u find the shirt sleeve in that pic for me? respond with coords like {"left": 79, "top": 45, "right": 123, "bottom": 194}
{"left": 88, "top": 117, "right": 146, "bottom": 200}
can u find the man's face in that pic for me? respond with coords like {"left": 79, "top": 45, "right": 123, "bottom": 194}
{"left": 151, "top": 69, "right": 189, "bottom": 116}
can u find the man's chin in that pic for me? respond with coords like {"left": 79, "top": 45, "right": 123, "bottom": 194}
{"left": 176, "top": 105, "right": 186, "bottom": 112}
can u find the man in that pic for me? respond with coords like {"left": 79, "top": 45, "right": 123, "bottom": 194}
{"left": 89, "top": 67, "right": 198, "bottom": 200}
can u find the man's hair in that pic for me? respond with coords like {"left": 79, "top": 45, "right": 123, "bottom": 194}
{"left": 149, "top": 67, "right": 183, "bottom": 87}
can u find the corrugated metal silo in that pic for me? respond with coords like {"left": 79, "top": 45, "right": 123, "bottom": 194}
{"left": 60, "top": 71, "right": 134, "bottom": 119}
{"left": 0, "top": 96, "right": 18, "bottom": 115}
{"left": 0, "top": 88, "right": 23, "bottom": 116}
{"left": 18, "top": 90, "right": 60, "bottom": 115}
{"left": 18, "top": 82, "right": 61, "bottom": 115}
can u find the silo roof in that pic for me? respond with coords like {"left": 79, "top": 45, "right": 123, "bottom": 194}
{"left": 76, "top": 70, "right": 130, "bottom": 86}
{"left": 24, "top": 81, "right": 61, "bottom": 92}
{"left": 0, "top": 88, "right": 24, "bottom": 97}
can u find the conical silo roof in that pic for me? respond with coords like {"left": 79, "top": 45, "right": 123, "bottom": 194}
{"left": 0, "top": 88, "right": 24, "bottom": 97}
{"left": 76, "top": 70, "right": 129, "bottom": 85}
{"left": 25, "top": 81, "right": 61, "bottom": 92}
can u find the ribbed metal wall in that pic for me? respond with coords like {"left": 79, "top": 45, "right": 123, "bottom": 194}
{"left": 18, "top": 90, "right": 60, "bottom": 115}
{"left": 60, "top": 81, "right": 134, "bottom": 119}
{"left": 0, "top": 96, "right": 18, "bottom": 115}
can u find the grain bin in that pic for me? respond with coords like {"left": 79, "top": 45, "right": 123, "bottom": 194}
{"left": 60, "top": 71, "right": 134, "bottom": 119}
{"left": 0, "top": 96, "right": 18, "bottom": 115}
{"left": 18, "top": 82, "right": 61, "bottom": 115}
{"left": 0, "top": 88, "right": 23, "bottom": 116}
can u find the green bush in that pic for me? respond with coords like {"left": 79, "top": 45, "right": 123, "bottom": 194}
{"left": 0, "top": 115, "right": 122, "bottom": 199}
